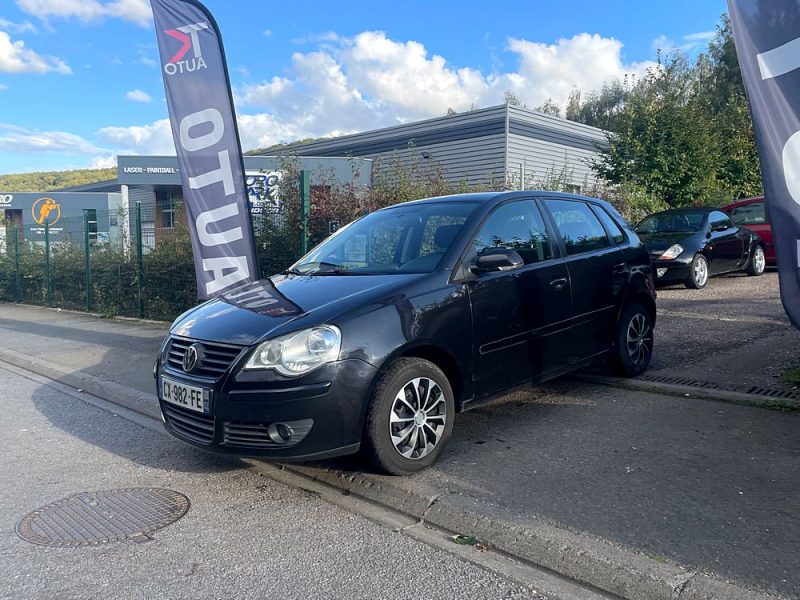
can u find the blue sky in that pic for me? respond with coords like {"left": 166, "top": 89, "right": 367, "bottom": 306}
{"left": 0, "top": 0, "right": 728, "bottom": 175}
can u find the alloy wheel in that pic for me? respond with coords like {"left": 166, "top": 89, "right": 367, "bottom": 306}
{"left": 626, "top": 313, "right": 653, "bottom": 368}
{"left": 694, "top": 256, "right": 708, "bottom": 286}
{"left": 754, "top": 247, "right": 765, "bottom": 274}
{"left": 389, "top": 377, "right": 447, "bottom": 460}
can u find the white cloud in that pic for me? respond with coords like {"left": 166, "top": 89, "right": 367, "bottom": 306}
{"left": 97, "top": 118, "right": 176, "bottom": 155}
{"left": 0, "top": 123, "right": 103, "bottom": 154}
{"left": 232, "top": 30, "right": 653, "bottom": 149}
{"left": 263, "top": 29, "right": 272, "bottom": 38}
{"left": 0, "top": 31, "right": 71, "bottom": 73}
{"left": 88, "top": 153, "right": 117, "bottom": 168}
{"left": 0, "top": 17, "right": 37, "bottom": 33}
{"left": 292, "top": 31, "right": 340, "bottom": 45}
{"left": 652, "top": 30, "right": 716, "bottom": 55}
{"left": 15, "top": 0, "right": 152, "bottom": 27}
{"left": 125, "top": 89, "right": 152, "bottom": 103}
{"left": 0, "top": 83, "right": 7, "bottom": 91}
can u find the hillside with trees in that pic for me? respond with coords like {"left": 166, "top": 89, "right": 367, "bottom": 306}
{"left": 0, "top": 168, "right": 116, "bottom": 192}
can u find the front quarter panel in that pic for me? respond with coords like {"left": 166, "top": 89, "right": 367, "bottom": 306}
{"left": 336, "top": 275, "right": 474, "bottom": 402}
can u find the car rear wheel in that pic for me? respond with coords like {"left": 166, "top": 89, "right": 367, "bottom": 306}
{"left": 685, "top": 254, "right": 709, "bottom": 289}
{"left": 363, "top": 357, "right": 455, "bottom": 475}
{"left": 746, "top": 246, "right": 766, "bottom": 276}
{"left": 611, "top": 303, "right": 654, "bottom": 377}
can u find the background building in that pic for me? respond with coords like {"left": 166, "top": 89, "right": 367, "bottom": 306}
{"left": 271, "top": 104, "right": 608, "bottom": 191}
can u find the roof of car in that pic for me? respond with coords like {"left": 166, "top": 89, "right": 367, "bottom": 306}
{"left": 382, "top": 190, "right": 615, "bottom": 208}
{"left": 721, "top": 196, "right": 765, "bottom": 210}
{"left": 650, "top": 207, "right": 717, "bottom": 215}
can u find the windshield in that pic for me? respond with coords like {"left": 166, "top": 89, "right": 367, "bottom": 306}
{"left": 290, "top": 201, "right": 478, "bottom": 275}
{"left": 635, "top": 211, "right": 706, "bottom": 234}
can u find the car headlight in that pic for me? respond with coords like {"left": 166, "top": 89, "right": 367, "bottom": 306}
{"left": 660, "top": 244, "right": 684, "bottom": 260}
{"left": 244, "top": 325, "right": 342, "bottom": 376}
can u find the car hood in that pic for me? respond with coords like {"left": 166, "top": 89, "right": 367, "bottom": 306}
{"left": 637, "top": 231, "right": 696, "bottom": 253}
{"left": 170, "top": 273, "right": 423, "bottom": 346}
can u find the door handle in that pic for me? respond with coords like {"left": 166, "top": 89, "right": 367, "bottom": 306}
{"left": 549, "top": 277, "right": 567, "bottom": 291}
{"left": 613, "top": 262, "right": 628, "bottom": 274}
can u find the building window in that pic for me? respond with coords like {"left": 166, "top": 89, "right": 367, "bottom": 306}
{"left": 156, "top": 190, "right": 176, "bottom": 230}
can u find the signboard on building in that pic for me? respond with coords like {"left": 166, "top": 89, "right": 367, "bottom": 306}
{"left": 245, "top": 171, "right": 282, "bottom": 215}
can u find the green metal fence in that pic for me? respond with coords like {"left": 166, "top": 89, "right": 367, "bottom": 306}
{"left": 0, "top": 183, "right": 310, "bottom": 321}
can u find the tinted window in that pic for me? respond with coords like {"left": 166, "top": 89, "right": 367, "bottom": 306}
{"left": 544, "top": 199, "right": 610, "bottom": 255}
{"left": 729, "top": 202, "right": 766, "bottom": 225}
{"left": 473, "top": 200, "right": 552, "bottom": 264}
{"left": 710, "top": 211, "right": 734, "bottom": 230}
{"left": 293, "top": 202, "right": 477, "bottom": 274}
{"left": 591, "top": 205, "right": 625, "bottom": 244}
{"left": 636, "top": 211, "right": 706, "bottom": 233}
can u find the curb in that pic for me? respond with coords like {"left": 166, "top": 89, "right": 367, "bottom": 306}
{"left": 571, "top": 373, "right": 800, "bottom": 412}
{"left": 0, "top": 349, "right": 786, "bottom": 600}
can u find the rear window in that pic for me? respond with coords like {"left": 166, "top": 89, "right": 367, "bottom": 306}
{"left": 544, "top": 199, "right": 610, "bottom": 256}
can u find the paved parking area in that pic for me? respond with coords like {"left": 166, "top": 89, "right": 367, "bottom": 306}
{"left": 649, "top": 271, "right": 800, "bottom": 391}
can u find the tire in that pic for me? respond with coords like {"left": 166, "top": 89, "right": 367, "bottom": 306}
{"left": 611, "top": 303, "right": 654, "bottom": 377}
{"left": 363, "top": 357, "right": 455, "bottom": 476}
{"left": 685, "top": 254, "right": 709, "bottom": 289}
{"left": 746, "top": 245, "right": 766, "bottom": 276}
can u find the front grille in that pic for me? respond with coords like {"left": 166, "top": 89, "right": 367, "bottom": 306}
{"left": 166, "top": 337, "right": 244, "bottom": 379}
{"left": 223, "top": 422, "right": 279, "bottom": 448}
{"left": 163, "top": 403, "right": 215, "bottom": 444}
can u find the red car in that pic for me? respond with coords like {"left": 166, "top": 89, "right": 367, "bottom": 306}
{"left": 721, "top": 196, "right": 776, "bottom": 266}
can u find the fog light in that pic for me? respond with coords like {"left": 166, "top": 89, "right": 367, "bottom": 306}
{"left": 656, "top": 268, "right": 667, "bottom": 278}
{"left": 267, "top": 422, "right": 294, "bottom": 444}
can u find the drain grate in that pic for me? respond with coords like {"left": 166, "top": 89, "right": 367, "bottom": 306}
{"left": 16, "top": 488, "right": 190, "bottom": 547}
{"left": 637, "top": 374, "right": 800, "bottom": 401}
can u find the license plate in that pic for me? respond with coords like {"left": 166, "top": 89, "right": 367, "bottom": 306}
{"left": 160, "top": 376, "right": 211, "bottom": 414}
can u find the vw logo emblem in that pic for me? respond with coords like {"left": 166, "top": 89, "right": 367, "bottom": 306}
{"left": 182, "top": 344, "right": 200, "bottom": 372}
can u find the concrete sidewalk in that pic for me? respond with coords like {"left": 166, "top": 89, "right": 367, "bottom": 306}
{"left": 0, "top": 302, "right": 798, "bottom": 600}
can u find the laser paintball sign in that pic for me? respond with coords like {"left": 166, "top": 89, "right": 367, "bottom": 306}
{"left": 729, "top": 0, "right": 800, "bottom": 329}
{"left": 151, "top": 0, "right": 257, "bottom": 299}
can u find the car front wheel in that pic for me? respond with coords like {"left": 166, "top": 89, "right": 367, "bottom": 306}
{"left": 363, "top": 358, "right": 455, "bottom": 475}
{"left": 685, "top": 254, "right": 709, "bottom": 289}
{"left": 746, "top": 246, "right": 766, "bottom": 276}
{"left": 611, "top": 303, "right": 654, "bottom": 377}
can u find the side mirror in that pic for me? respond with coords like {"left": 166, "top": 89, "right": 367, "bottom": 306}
{"left": 471, "top": 248, "right": 524, "bottom": 273}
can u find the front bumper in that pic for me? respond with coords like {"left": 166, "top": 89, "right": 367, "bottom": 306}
{"left": 651, "top": 257, "right": 692, "bottom": 286}
{"left": 156, "top": 356, "right": 377, "bottom": 460}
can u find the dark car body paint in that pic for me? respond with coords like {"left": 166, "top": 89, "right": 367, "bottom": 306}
{"left": 638, "top": 208, "right": 763, "bottom": 286}
{"left": 157, "top": 191, "right": 656, "bottom": 460}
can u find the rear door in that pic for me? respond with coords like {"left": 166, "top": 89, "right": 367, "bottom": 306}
{"left": 541, "top": 198, "right": 628, "bottom": 363}
{"left": 466, "top": 199, "right": 572, "bottom": 397}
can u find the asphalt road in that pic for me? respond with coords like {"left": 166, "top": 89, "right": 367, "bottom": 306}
{"left": 0, "top": 366, "right": 542, "bottom": 600}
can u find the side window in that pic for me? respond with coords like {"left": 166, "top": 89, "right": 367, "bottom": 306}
{"left": 591, "top": 205, "right": 625, "bottom": 244}
{"left": 544, "top": 199, "right": 610, "bottom": 256}
{"left": 710, "top": 211, "right": 734, "bottom": 230}
{"left": 473, "top": 200, "right": 552, "bottom": 264}
{"left": 729, "top": 202, "right": 766, "bottom": 225}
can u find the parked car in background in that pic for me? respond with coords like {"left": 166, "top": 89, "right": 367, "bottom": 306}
{"left": 721, "top": 196, "right": 776, "bottom": 266}
{"left": 155, "top": 191, "right": 656, "bottom": 475}
{"left": 635, "top": 208, "right": 766, "bottom": 289}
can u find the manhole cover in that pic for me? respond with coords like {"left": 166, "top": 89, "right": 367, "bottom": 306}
{"left": 16, "top": 488, "right": 190, "bottom": 547}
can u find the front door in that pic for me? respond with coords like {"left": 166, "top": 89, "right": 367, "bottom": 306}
{"left": 708, "top": 211, "right": 744, "bottom": 273}
{"left": 467, "top": 199, "right": 572, "bottom": 398}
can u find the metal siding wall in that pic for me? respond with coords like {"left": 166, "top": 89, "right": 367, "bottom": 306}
{"left": 507, "top": 134, "right": 603, "bottom": 190}
{"left": 369, "top": 134, "right": 508, "bottom": 187}
{"left": 127, "top": 187, "right": 156, "bottom": 251}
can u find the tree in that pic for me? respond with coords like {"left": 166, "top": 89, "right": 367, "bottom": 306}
{"left": 535, "top": 98, "right": 561, "bottom": 117}
{"left": 590, "top": 13, "right": 764, "bottom": 207}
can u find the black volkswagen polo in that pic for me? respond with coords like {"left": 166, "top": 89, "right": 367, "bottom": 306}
{"left": 156, "top": 191, "right": 656, "bottom": 474}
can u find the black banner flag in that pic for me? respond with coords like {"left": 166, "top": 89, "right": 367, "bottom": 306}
{"left": 729, "top": 0, "right": 800, "bottom": 329}
{"left": 151, "top": 0, "right": 258, "bottom": 299}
